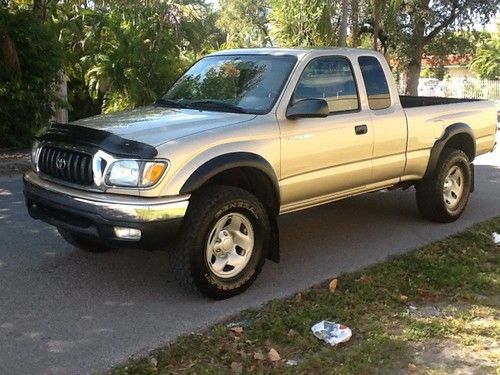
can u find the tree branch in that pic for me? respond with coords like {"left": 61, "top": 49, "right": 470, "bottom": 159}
{"left": 423, "top": 0, "right": 471, "bottom": 43}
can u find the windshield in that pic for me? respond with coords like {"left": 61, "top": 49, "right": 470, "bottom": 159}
{"left": 160, "top": 54, "right": 297, "bottom": 114}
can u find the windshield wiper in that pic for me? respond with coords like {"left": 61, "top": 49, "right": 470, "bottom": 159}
{"left": 154, "top": 98, "right": 186, "bottom": 108}
{"left": 186, "top": 100, "right": 250, "bottom": 114}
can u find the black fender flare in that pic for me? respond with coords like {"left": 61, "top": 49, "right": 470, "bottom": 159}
{"left": 180, "top": 152, "right": 280, "bottom": 198}
{"left": 180, "top": 152, "right": 281, "bottom": 263}
{"left": 424, "top": 122, "right": 476, "bottom": 180}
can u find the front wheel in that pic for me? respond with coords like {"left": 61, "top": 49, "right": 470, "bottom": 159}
{"left": 172, "top": 186, "right": 270, "bottom": 299}
{"left": 416, "top": 148, "right": 472, "bottom": 223}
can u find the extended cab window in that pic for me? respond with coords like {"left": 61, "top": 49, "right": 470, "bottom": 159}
{"left": 293, "top": 56, "right": 359, "bottom": 114}
{"left": 358, "top": 56, "right": 391, "bottom": 110}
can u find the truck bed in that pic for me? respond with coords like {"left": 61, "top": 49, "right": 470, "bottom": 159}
{"left": 400, "top": 95, "right": 482, "bottom": 108}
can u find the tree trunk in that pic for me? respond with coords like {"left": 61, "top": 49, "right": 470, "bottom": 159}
{"left": 338, "top": 0, "right": 348, "bottom": 47}
{"left": 405, "top": 19, "right": 426, "bottom": 96}
{"left": 33, "top": 0, "right": 49, "bottom": 22}
{"left": 0, "top": 32, "right": 21, "bottom": 79}
{"left": 351, "top": 0, "right": 359, "bottom": 47}
{"left": 372, "top": 0, "right": 382, "bottom": 51}
{"left": 372, "top": 22, "right": 379, "bottom": 50}
{"left": 54, "top": 72, "right": 68, "bottom": 123}
{"left": 405, "top": 43, "right": 424, "bottom": 95}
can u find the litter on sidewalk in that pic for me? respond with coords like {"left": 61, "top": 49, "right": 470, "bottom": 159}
{"left": 311, "top": 320, "right": 352, "bottom": 346}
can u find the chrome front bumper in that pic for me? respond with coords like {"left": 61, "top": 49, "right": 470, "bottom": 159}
{"left": 23, "top": 171, "right": 190, "bottom": 243}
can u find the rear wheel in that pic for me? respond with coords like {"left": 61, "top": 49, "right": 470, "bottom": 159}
{"left": 57, "top": 228, "right": 110, "bottom": 253}
{"left": 172, "top": 186, "right": 270, "bottom": 299}
{"left": 416, "top": 148, "right": 472, "bottom": 223}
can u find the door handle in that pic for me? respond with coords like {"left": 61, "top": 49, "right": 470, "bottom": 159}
{"left": 355, "top": 124, "right": 368, "bottom": 135}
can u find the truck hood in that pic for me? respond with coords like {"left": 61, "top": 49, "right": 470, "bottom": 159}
{"left": 71, "top": 106, "right": 257, "bottom": 147}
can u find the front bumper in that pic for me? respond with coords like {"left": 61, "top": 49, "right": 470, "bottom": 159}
{"left": 23, "top": 171, "right": 190, "bottom": 245}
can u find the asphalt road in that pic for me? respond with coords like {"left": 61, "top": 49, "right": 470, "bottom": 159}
{"left": 1, "top": 139, "right": 499, "bottom": 375}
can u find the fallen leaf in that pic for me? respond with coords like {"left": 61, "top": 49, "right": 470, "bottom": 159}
{"left": 329, "top": 278, "right": 338, "bottom": 293}
{"left": 230, "top": 361, "right": 243, "bottom": 374}
{"left": 356, "top": 274, "right": 373, "bottom": 285}
{"left": 230, "top": 326, "right": 243, "bottom": 334}
{"left": 268, "top": 348, "right": 281, "bottom": 362}
{"left": 294, "top": 292, "right": 302, "bottom": 303}
{"left": 253, "top": 352, "right": 265, "bottom": 361}
{"left": 237, "top": 350, "right": 247, "bottom": 360}
{"left": 285, "top": 359, "right": 298, "bottom": 366}
{"left": 149, "top": 357, "right": 158, "bottom": 368}
{"left": 408, "top": 363, "right": 417, "bottom": 372}
{"left": 400, "top": 295, "right": 408, "bottom": 302}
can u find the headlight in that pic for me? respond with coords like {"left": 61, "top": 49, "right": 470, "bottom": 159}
{"left": 105, "top": 160, "right": 169, "bottom": 188}
{"left": 31, "top": 141, "right": 39, "bottom": 168}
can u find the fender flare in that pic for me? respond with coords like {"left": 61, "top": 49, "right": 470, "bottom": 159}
{"left": 424, "top": 122, "right": 476, "bottom": 180}
{"left": 179, "top": 152, "right": 280, "bottom": 200}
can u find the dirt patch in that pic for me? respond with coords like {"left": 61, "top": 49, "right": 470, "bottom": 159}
{"left": 411, "top": 336, "right": 498, "bottom": 374}
{"left": 407, "top": 300, "right": 500, "bottom": 375}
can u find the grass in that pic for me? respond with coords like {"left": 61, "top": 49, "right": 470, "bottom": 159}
{"left": 109, "top": 217, "right": 500, "bottom": 375}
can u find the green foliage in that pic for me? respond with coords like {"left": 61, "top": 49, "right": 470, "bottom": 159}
{"left": 0, "top": 8, "right": 63, "bottom": 146}
{"left": 57, "top": 1, "right": 220, "bottom": 114}
{"left": 217, "top": 0, "right": 271, "bottom": 48}
{"left": 425, "top": 31, "right": 484, "bottom": 57}
{"left": 471, "top": 26, "right": 500, "bottom": 80}
{"left": 270, "top": 0, "right": 337, "bottom": 47}
{"left": 81, "top": 7, "right": 182, "bottom": 112}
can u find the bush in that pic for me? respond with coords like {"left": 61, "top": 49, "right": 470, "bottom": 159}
{"left": 0, "top": 9, "right": 63, "bottom": 147}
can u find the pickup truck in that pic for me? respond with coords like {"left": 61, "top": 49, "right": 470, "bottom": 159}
{"left": 24, "top": 48, "right": 498, "bottom": 299}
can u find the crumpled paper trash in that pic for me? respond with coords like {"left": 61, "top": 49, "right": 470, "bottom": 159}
{"left": 493, "top": 232, "right": 500, "bottom": 245}
{"left": 311, "top": 320, "right": 352, "bottom": 346}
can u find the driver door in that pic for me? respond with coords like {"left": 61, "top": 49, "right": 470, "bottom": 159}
{"left": 278, "top": 56, "right": 374, "bottom": 209}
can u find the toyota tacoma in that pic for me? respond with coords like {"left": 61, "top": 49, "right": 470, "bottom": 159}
{"left": 24, "top": 48, "right": 498, "bottom": 298}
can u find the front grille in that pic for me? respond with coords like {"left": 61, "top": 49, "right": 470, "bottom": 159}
{"left": 38, "top": 146, "right": 94, "bottom": 185}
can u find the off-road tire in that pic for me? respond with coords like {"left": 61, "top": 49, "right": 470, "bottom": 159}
{"left": 416, "top": 148, "right": 472, "bottom": 223}
{"left": 57, "top": 228, "right": 110, "bottom": 253}
{"left": 172, "top": 186, "right": 270, "bottom": 299}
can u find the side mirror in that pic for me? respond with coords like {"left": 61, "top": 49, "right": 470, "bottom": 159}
{"left": 286, "top": 98, "right": 329, "bottom": 119}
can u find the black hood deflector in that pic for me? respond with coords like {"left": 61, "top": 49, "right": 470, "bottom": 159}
{"left": 38, "top": 122, "right": 158, "bottom": 159}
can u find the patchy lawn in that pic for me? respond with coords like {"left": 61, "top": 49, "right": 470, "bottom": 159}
{"left": 109, "top": 217, "right": 499, "bottom": 375}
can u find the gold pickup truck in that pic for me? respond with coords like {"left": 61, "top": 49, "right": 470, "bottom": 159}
{"left": 23, "top": 48, "right": 498, "bottom": 298}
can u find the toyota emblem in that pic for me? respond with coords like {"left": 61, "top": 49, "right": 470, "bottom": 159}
{"left": 56, "top": 157, "right": 67, "bottom": 170}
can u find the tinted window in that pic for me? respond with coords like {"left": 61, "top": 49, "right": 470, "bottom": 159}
{"left": 293, "top": 57, "right": 359, "bottom": 113}
{"left": 358, "top": 56, "right": 391, "bottom": 110}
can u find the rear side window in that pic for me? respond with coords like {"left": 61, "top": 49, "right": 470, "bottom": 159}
{"left": 293, "top": 56, "right": 359, "bottom": 114}
{"left": 358, "top": 56, "right": 391, "bottom": 110}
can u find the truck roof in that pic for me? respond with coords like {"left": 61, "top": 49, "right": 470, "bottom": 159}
{"left": 211, "top": 47, "right": 382, "bottom": 59}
